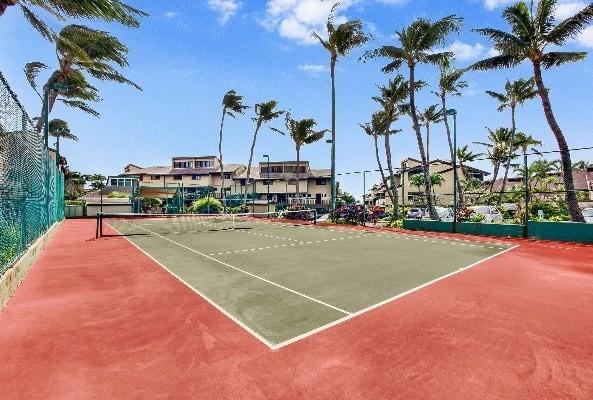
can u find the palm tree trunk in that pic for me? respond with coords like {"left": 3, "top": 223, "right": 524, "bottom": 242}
{"left": 408, "top": 64, "right": 436, "bottom": 219}
{"left": 218, "top": 109, "right": 226, "bottom": 207}
{"left": 56, "top": 135, "right": 60, "bottom": 166}
{"left": 441, "top": 92, "right": 464, "bottom": 208}
{"left": 296, "top": 146, "right": 300, "bottom": 206}
{"left": 243, "top": 123, "right": 261, "bottom": 209}
{"left": 373, "top": 134, "right": 395, "bottom": 209}
{"left": 490, "top": 161, "right": 500, "bottom": 194}
{"left": 330, "top": 56, "right": 337, "bottom": 211}
{"left": 36, "top": 89, "right": 59, "bottom": 133}
{"left": 498, "top": 105, "right": 516, "bottom": 205}
{"left": 426, "top": 125, "right": 430, "bottom": 167}
{"left": 532, "top": 61, "right": 584, "bottom": 222}
{"left": 384, "top": 132, "right": 399, "bottom": 218}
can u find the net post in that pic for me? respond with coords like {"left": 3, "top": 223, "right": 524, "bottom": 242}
{"left": 95, "top": 213, "right": 100, "bottom": 239}
{"left": 313, "top": 209, "right": 317, "bottom": 225}
{"left": 98, "top": 212, "right": 103, "bottom": 238}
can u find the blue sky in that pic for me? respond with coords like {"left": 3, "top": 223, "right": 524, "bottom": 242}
{"left": 1, "top": 0, "right": 592, "bottom": 197}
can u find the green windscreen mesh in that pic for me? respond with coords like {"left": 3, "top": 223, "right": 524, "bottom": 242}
{"left": 0, "top": 72, "right": 65, "bottom": 276}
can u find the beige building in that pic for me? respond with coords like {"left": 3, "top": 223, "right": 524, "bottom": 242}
{"left": 369, "top": 158, "right": 489, "bottom": 207}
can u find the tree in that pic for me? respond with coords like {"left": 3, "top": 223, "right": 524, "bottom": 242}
{"left": 364, "top": 15, "right": 463, "bottom": 220}
{"left": 1, "top": 0, "right": 146, "bottom": 41}
{"left": 25, "top": 25, "right": 141, "bottom": 134}
{"left": 218, "top": 90, "right": 248, "bottom": 206}
{"left": 48, "top": 118, "right": 78, "bottom": 165}
{"left": 271, "top": 113, "right": 327, "bottom": 205}
{"left": 474, "top": 127, "right": 512, "bottom": 194}
{"left": 419, "top": 104, "right": 442, "bottom": 166}
{"left": 85, "top": 174, "right": 106, "bottom": 190}
{"left": 435, "top": 61, "right": 467, "bottom": 206}
{"left": 313, "top": 3, "right": 370, "bottom": 211}
{"left": 471, "top": 0, "right": 593, "bottom": 222}
{"left": 243, "top": 100, "right": 284, "bottom": 208}
{"left": 573, "top": 160, "right": 592, "bottom": 170}
{"left": 486, "top": 78, "right": 537, "bottom": 202}
{"left": 456, "top": 145, "right": 482, "bottom": 204}
{"left": 360, "top": 111, "right": 397, "bottom": 213}
{"left": 372, "top": 75, "right": 412, "bottom": 218}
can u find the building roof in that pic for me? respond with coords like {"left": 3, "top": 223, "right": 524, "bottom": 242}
{"left": 491, "top": 169, "right": 593, "bottom": 191}
{"left": 404, "top": 159, "right": 490, "bottom": 176}
{"left": 122, "top": 163, "right": 245, "bottom": 176}
{"left": 235, "top": 168, "right": 331, "bottom": 180}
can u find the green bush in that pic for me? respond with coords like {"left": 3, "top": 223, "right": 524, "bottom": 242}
{"left": 0, "top": 225, "right": 21, "bottom": 268}
{"left": 188, "top": 197, "right": 223, "bottom": 214}
{"left": 389, "top": 219, "right": 404, "bottom": 229}
{"left": 107, "top": 191, "right": 129, "bottom": 199}
{"left": 469, "top": 213, "right": 486, "bottom": 223}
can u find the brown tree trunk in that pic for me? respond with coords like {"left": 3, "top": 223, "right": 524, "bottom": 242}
{"left": 218, "top": 108, "right": 226, "bottom": 207}
{"left": 408, "top": 63, "right": 437, "bottom": 219}
{"left": 295, "top": 146, "right": 300, "bottom": 206}
{"left": 243, "top": 123, "right": 261, "bottom": 209}
{"left": 372, "top": 134, "right": 395, "bottom": 209}
{"left": 498, "top": 105, "right": 516, "bottom": 205}
{"left": 383, "top": 132, "right": 399, "bottom": 218}
{"left": 330, "top": 56, "right": 337, "bottom": 211}
{"left": 532, "top": 61, "right": 584, "bottom": 222}
{"left": 441, "top": 92, "right": 464, "bottom": 207}
{"left": 0, "top": 1, "right": 18, "bottom": 16}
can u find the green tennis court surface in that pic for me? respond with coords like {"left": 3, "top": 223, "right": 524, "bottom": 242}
{"left": 105, "top": 216, "right": 512, "bottom": 349}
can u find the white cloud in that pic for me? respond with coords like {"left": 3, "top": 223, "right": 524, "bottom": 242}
{"left": 261, "top": 0, "right": 358, "bottom": 44}
{"left": 577, "top": 26, "right": 593, "bottom": 47}
{"left": 436, "top": 41, "right": 494, "bottom": 61}
{"left": 555, "top": 1, "right": 587, "bottom": 19}
{"left": 164, "top": 11, "right": 178, "bottom": 18}
{"left": 298, "top": 64, "right": 329, "bottom": 73}
{"left": 207, "top": 0, "right": 241, "bottom": 25}
{"left": 484, "top": 0, "right": 515, "bottom": 10}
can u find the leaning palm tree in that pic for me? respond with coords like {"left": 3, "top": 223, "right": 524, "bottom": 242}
{"left": 243, "top": 100, "right": 284, "bottom": 208}
{"left": 471, "top": 0, "right": 593, "bottom": 222}
{"left": 435, "top": 60, "right": 467, "bottom": 206}
{"left": 486, "top": 78, "right": 538, "bottom": 202}
{"left": 312, "top": 3, "right": 370, "bottom": 211}
{"left": 48, "top": 118, "right": 78, "bottom": 164}
{"left": 419, "top": 104, "right": 442, "bottom": 167}
{"left": 25, "top": 25, "right": 141, "bottom": 134}
{"left": 1, "top": 0, "right": 146, "bottom": 41}
{"left": 271, "top": 113, "right": 327, "bottom": 205}
{"left": 360, "top": 111, "right": 399, "bottom": 213}
{"left": 364, "top": 15, "right": 463, "bottom": 220}
{"left": 218, "top": 90, "right": 249, "bottom": 205}
{"left": 474, "top": 127, "right": 513, "bottom": 194}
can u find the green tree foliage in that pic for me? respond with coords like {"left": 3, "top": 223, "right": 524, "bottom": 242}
{"left": 188, "top": 197, "right": 223, "bottom": 214}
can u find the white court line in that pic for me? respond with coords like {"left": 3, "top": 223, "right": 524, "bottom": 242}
{"left": 123, "top": 221, "right": 352, "bottom": 317}
{"left": 271, "top": 244, "right": 520, "bottom": 350}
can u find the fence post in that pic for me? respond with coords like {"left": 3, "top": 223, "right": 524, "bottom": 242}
{"left": 523, "top": 151, "right": 529, "bottom": 239}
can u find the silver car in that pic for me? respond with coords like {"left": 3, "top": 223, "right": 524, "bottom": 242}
{"left": 583, "top": 208, "right": 593, "bottom": 223}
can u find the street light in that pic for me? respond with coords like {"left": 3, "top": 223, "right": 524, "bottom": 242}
{"left": 263, "top": 154, "right": 270, "bottom": 213}
{"left": 446, "top": 109, "right": 458, "bottom": 232}
{"left": 326, "top": 139, "right": 334, "bottom": 211}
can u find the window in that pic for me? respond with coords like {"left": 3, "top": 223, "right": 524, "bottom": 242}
{"left": 196, "top": 160, "right": 214, "bottom": 168}
{"left": 110, "top": 179, "right": 117, "bottom": 186}
{"left": 173, "top": 161, "right": 192, "bottom": 168}
{"left": 173, "top": 175, "right": 182, "bottom": 180}
{"left": 262, "top": 180, "right": 273, "bottom": 185}
{"left": 224, "top": 173, "right": 232, "bottom": 179}
{"left": 151, "top": 175, "right": 161, "bottom": 180}
{"left": 316, "top": 179, "right": 326, "bottom": 185}
{"left": 192, "top": 175, "right": 201, "bottom": 180}
{"left": 139, "top": 175, "right": 144, "bottom": 182}
{"left": 240, "top": 179, "right": 246, "bottom": 186}
{"left": 288, "top": 179, "right": 297, "bottom": 186}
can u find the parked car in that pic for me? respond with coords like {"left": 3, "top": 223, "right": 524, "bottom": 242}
{"left": 583, "top": 208, "right": 593, "bottom": 223}
{"left": 470, "top": 205, "right": 503, "bottom": 223}
{"left": 434, "top": 206, "right": 454, "bottom": 222}
{"left": 406, "top": 207, "right": 425, "bottom": 219}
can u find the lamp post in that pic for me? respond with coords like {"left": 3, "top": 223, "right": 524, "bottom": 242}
{"left": 363, "top": 170, "right": 369, "bottom": 226}
{"left": 263, "top": 154, "right": 270, "bottom": 213}
{"left": 446, "top": 109, "right": 458, "bottom": 233}
{"left": 326, "top": 139, "right": 335, "bottom": 212}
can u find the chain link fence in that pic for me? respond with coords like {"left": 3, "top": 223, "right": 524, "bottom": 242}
{"left": 0, "top": 71, "right": 64, "bottom": 276}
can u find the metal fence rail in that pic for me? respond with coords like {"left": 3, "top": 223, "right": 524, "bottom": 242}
{"left": 0, "top": 71, "right": 64, "bottom": 276}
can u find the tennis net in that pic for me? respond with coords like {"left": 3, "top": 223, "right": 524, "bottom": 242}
{"left": 96, "top": 209, "right": 317, "bottom": 238}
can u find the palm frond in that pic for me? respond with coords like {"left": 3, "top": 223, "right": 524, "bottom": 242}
{"left": 485, "top": 90, "right": 507, "bottom": 103}
{"left": 23, "top": 61, "right": 48, "bottom": 97}
{"left": 541, "top": 51, "right": 586, "bottom": 68}
{"left": 547, "top": 3, "right": 593, "bottom": 45}
{"left": 59, "top": 99, "right": 100, "bottom": 117}
{"left": 85, "top": 66, "right": 142, "bottom": 90}
{"left": 470, "top": 54, "right": 523, "bottom": 71}
{"left": 20, "top": 5, "right": 54, "bottom": 41}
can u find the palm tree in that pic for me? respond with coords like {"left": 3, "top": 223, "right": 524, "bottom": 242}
{"left": 313, "top": 3, "right": 370, "bottom": 211}
{"left": 474, "top": 127, "right": 512, "bottom": 194}
{"left": 218, "top": 90, "right": 249, "bottom": 205}
{"left": 271, "top": 113, "right": 327, "bottom": 205}
{"left": 48, "top": 118, "right": 77, "bottom": 165}
{"left": 243, "top": 100, "right": 284, "bottom": 208}
{"left": 435, "top": 61, "right": 467, "bottom": 206}
{"left": 360, "top": 111, "right": 399, "bottom": 213}
{"left": 456, "top": 145, "right": 483, "bottom": 204}
{"left": 419, "top": 104, "right": 442, "bottom": 167}
{"left": 573, "top": 160, "right": 592, "bottom": 170}
{"left": 471, "top": 0, "right": 593, "bottom": 222}
{"left": 486, "top": 78, "right": 537, "bottom": 201}
{"left": 364, "top": 15, "right": 463, "bottom": 220}
{"left": 1, "top": 0, "right": 146, "bottom": 41}
{"left": 25, "top": 25, "right": 141, "bottom": 133}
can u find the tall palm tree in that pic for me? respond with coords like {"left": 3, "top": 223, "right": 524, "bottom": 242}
{"left": 474, "top": 127, "right": 512, "bottom": 193}
{"left": 372, "top": 76, "right": 411, "bottom": 218}
{"left": 456, "top": 145, "right": 482, "bottom": 204}
{"left": 48, "top": 118, "right": 77, "bottom": 165}
{"left": 573, "top": 160, "right": 592, "bottom": 170}
{"left": 1, "top": 0, "right": 146, "bottom": 41}
{"left": 435, "top": 60, "right": 467, "bottom": 206}
{"left": 471, "top": 0, "right": 593, "bottom": 222}
{"left": 25, "top": 25, "right": 140, "bottom": 133}
{"left": 313, "top": 3, "right": 370, "bottom": 211}
{"left": 486, "top": 78, "right": 537, "bottom": 201}
{"left": 243, "top": 100, "right": 284, "bottom": 208}
{"left": 360, "top": 111, "right": 399, "bottom": 212}
{"left": 364, "top": 15, "right": 463, "bottom": 220}
{"left": 271, "top": 113, "right": 327, "bottom": 205}
{"left": 419, "top": 104, "right": 442, "bottom": 167}
{"left": 218, "top": 90, "right": 248, "bottom": 205}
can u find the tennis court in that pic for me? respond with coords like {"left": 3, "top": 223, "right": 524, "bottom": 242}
{"left": 100, "top": 212, "right": 514, "bottom": 349}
